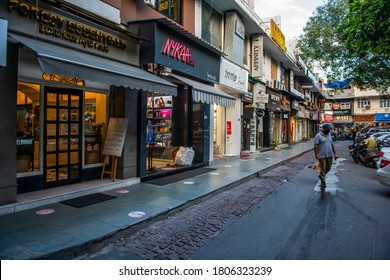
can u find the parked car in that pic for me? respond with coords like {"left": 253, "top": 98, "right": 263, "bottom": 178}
{"left": 376, "top": 149, "right": 390, "bottom": 187}
{"left": 369, "top": 132, "right": 390, "bottom": 140}
{"left": 360, "top": 127, "right": 390, "bottom": 137}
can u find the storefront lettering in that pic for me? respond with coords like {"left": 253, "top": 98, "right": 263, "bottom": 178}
{"left": 224, "top": 69, "right": 245, "bottom": 86}
{"left": 162, "top": 38, "right": 195, "bottom": 66}
{"left": 8, "top": 0, "right": 127, "bottom": 52}
{"left": 270, "top": 94, "right": 280, "bottom": 102}
{"left": 252, "top": 45, "right": 259, "bottom": 71}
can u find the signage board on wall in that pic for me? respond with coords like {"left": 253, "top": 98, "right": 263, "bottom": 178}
{"left": 103, "top": 118, "right": 129, "bottom": 157}
{"left": 226, "top": 121, "right": 232, "bottom": 135}
{"left": 220, "top": 57, "right": 248, "bottom": 93}
{"left": 0, "top": 18, "right": 7, "bottom": 67}
{"left": 152, "top": 23, "right": 220, "bottom": 83}
{"left": 251, "top": 34, "right": 263, "bottom": 78}
{"left": 270, "top": 19, "right": 286, "bottom": 52}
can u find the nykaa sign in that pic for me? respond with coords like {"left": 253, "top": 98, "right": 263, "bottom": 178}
{"left": 162, "top": 38, "right": 195, "bottom": 66}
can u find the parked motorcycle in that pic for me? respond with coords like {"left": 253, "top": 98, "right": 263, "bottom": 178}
{"left": 349, "top": 138, "right": 379, "bottom": 168}
{"left": 348, "top": 143, "right": 360, "bottom": 163}
{"left": 357, "top": 144, "right": 379, "bottom": 168}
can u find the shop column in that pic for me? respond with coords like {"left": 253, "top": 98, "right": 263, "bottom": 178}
{"left": 0, "top": 42, "right": 18, "bottom": 205}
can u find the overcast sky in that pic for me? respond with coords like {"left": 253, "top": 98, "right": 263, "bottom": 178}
{"left": 255, "top": 0, "right": 326, "bottom": 40}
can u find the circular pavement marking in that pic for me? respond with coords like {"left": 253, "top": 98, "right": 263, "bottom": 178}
{"left": 36, "top": 209, "right": 55, "bottom": 215}
{"left": 128, "top": 211, "right": 146, "bottom": 218}
{"left": 116, "top": 189, "right": 129, "bottom": 194}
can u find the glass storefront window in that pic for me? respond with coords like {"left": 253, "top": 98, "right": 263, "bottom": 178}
{"left": 16, "top": 82, "right": 40, "bottom": 173}
{"left": 84, "top": 92, "right": 107, "bottom": 165}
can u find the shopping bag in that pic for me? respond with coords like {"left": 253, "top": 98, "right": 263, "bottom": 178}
{"left": 174, "top": 146, "right": 195, "bottom": 166}
{"left": 313, "top": 160, "right": 321, "bottom": 172}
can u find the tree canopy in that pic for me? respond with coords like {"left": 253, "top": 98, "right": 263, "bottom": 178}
{"left": 297, "top": 0, "right": 390, "bottom": 91}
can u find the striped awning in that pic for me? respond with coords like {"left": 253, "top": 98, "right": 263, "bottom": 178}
{"left": 170, "top": 74, "right": 235, "bottom": 108}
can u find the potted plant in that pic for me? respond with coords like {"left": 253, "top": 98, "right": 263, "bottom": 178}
{"left": 270, "top": 140, "right": 280, "bottom": 149}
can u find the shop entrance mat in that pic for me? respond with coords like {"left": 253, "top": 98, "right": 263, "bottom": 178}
{"left": 146, "top": 168, "right": 217, "bottom": 186}
{"left": 61, "top": 193, "right": 117, "bottom": 208}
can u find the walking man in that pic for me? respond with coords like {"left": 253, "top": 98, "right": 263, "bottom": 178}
{"left": 314, "top": 124, "right": 338, "bottom": 197}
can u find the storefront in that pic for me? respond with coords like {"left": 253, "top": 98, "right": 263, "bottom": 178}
{"left": 375, "top": 113, "right": 390, "bottom": 127}
{"left": 264, "top": 87, "right": 282, "bottom": 146}
{"left": 354, "top": 114, "right": 375, "bottom": 127}
{"left": 215, "top": 57, "right": 248, "bottom": 157}
{"left": 0, "top": 1, "right": 177, "bottom": 202}
{"left": 129, "top": 19, "right": 235, "bottom": 177}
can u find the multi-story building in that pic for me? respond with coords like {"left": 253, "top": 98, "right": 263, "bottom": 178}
{"left": 323, "top": 87, "right": 390, "bottom": 130}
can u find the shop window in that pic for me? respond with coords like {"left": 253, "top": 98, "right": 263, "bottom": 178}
{"left": 146, "top": 93, "right": 175, "bottom": 170}
{"left": 16, "top": 82, "right": 40, "bottom": 173}
{"left": 84, "top": 92, "right": 107, "bottom": 165}
{"left": 145, "top": 0, "right": 181, "bottom": 23}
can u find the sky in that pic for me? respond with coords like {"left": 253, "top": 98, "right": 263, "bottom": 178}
{"left": 255, "top": 0, "right": 325, "bottom": 40}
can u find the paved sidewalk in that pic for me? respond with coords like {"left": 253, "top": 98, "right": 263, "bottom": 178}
{"left": 0, "top": 141, "right": 314, "bottom": 260}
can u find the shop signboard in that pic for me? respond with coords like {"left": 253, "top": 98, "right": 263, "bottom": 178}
{"left": 151, "top": 23, "right": 220, "bottom": 83}
{"left": 103, "top": 118, "right": 129, "bottom": 157}
{"left": 226, "top": 121, "right": 232, "bottom": 135}
{"left": 333, "top": 115, "right": 353, "bottom": 123}
{"left": 219, "top": 57, "right": 248, "bottom": 93}
{"left": 251, "top": 34, "right": 263, "bottom": 78}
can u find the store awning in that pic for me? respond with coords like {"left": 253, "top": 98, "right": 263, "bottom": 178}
{"left": 170, "top": 74, "right": 235, "bottom": 108}
{"left": 9, "top": 34, "right": 177, "bottom": 95}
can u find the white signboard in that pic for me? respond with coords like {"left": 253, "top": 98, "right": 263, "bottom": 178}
{"left": 251, "top": 34, "right": 263, "bottom": 78}
{"left": 220, "top": 57, "right": 248, "bottom": 93}
{"left": 103, "top": 118, "right": 129, "bottom": 157}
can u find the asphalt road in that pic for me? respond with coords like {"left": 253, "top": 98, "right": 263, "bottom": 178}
{"left": 83, "top": 141, "right": 390, "bottom": 260}
{"left": 192, "top": 141, "right": 390, "bottom": 260}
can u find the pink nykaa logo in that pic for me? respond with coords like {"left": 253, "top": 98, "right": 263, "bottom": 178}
{"left": 162, "top": 38, "right": 195, "bottom": 66}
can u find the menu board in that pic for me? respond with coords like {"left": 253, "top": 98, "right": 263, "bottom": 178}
{"left": 102, "top": 118, "right": 128, "bottom": 157}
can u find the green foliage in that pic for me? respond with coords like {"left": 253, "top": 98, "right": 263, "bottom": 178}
{"left": 297, "top": 0, "right": 390, "bottom": 91}
{"left": 270, "top": 140, "right": 280, "bottom": 147}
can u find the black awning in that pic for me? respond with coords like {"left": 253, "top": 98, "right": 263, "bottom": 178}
{"left": 10, "top": 34, "right": 177, "bottom": 95}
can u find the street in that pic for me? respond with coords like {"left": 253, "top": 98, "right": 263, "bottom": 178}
{"left": 84, "top": 141, "right": 390, "bottom": 260}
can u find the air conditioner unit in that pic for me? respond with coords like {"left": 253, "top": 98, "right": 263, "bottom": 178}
{"left": 365, "top": 105, "right": 371, "bottom": 110}
{"left": 273, "top": 80, "right": 280, "bottom": 89}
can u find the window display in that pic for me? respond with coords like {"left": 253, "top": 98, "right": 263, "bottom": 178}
{"left": 84, "top": 92, "right": 107, "bottom": 165}
{"left": 16, "top": 82, "right": 40, "bottom": 173}
{"left": 146, "top": 94, "right": 175, "bottom": 170}
{"left": 147, "top": 95, "right": 173, "bottom": 148}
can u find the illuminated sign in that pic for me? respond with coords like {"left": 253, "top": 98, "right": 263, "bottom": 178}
{"left": 270, "top": 19, "right": 286, "bottom": 52}
{"left": 161, "top": 38, "right": 195, "bottom": 66}
{"left": 7, "top": 0, "right": 127, "bottom": 52}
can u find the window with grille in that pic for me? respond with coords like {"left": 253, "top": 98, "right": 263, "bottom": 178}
{"left": 357, "top": 98, "right": 370, "bottom": 109}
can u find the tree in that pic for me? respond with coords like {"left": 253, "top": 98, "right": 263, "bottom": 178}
{"left": 297, "top": 0, "right": 390, "bottom": 91}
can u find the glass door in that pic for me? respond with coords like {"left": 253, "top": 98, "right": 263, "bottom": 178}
{"left": 44, "top": 87, "right": 82, "bottom": 187}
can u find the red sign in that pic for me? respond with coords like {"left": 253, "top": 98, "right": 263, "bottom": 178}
{"left": 162, "top": 38, "right": 195, "bottom": 66}
{"left": 324, "top": 114, "right": 333, "bottom": 123}
{"left": 226, "top": 121, "right": 232, "bottom": 135}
